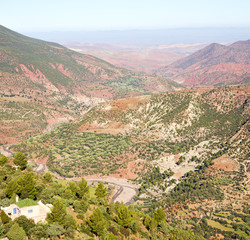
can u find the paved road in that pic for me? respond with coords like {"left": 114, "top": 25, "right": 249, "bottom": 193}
{"left": 0, "top": 145, "right": 13, "bottom": 157}
{"left": 34, "top": 163, "right": 46, "bottom": 174}
{"left": 85, "top": 177, "right": 139, "bottom": 205}
{"left": 111, "top": 186, "right": 124, "bottom": 202}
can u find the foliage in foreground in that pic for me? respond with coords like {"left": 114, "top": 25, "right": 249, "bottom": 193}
{"left": 0, "top": 154, "right": 208, "bottom": 240}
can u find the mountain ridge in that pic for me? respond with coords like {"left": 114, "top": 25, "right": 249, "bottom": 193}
{"left": 155, "top": 39, "right": 250, "bottom": 86}
{"left": 0, "top": 25, "right": 180, "bottom": 101}
{"left": 0, "top": 25, "right": 181, "bottom": 144}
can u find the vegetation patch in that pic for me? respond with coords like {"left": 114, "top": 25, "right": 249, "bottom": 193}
{"left": 16, "top": 199, "right": 38, "bottom": 208}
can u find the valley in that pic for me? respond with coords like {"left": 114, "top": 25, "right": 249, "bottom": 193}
{"left": 0, "top": 25, "right": 249, "bottom": 240}
{"left": 64, "top": 42, "right": 208, "bottom": 73}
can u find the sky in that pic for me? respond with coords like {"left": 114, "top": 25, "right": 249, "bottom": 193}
{"left": 1, "top": 0, "right": 250, "bottom": 32}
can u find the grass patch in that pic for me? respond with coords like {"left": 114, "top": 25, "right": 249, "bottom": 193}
{"left": 16, "top": 198, "right": 38, "bottom": 208}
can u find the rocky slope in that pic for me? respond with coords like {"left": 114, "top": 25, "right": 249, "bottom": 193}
{"left": 156, "top": 40, "right": 250, "bottom": 86}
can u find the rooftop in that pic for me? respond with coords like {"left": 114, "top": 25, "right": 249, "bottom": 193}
{"left": 16, "top": 198, "right": 38, "bottom": 208}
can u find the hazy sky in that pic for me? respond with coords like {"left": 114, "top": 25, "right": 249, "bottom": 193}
{"left": 1, "top": 0, "right": 250, "bottom": 32}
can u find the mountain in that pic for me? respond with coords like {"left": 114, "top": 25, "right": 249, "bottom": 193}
{"left": 155, "top": 40, "right": 250, "bottom": 86}
{"left": 0, "top": 25, "right": 180, "bottom": 101}
{"left": 0, "top": 25, "right": 181, "bottom": 144}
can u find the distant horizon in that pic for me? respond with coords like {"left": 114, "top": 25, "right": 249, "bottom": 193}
{"left": 20, "top": 27, "right": 250, "bottom": 46}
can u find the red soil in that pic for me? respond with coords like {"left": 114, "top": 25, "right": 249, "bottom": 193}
{"left": 211, "top": 154, "right": 239, "bottom": 172}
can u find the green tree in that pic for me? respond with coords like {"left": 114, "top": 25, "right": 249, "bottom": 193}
{"left": 47, "top": 198, "right": 67, "bottom": 225}
{"left": 0, "top": 210, "right": 11, "bottom": 224}
{"left": 5, "top": 180, "right": 17, "bottom": 198}
{"left": 114, "top": 203, "right": 132, "bottom": 228}
{"left": 62, "top": 189, "right": 74, "bottom": 200}
{"left": 87, "top": 208, "right": 108, "bottom": 236}
{"left": 0, "top": 221, "right": 4, "bottom": 237}
{"left": 28, "top": 223, "right": 48, "bottom": 240}
{"left": 0, "top": 155, "right": 8, "bottom": 165}
{"left": 64, "top": 214, "right": 76, "bottom": 230}
{"left": 13, "top": 152, "right": 27, "bottom": 170}
{"left": 66, "top": 182, "right": 78, "bottom": 199}
{"left": 17, "top": 172, "right": 37, "bottom": 199}
{"left": 7, "top": 223, "right": 27, "bottom": 240}
{"left": 153, "top": 208, "right": 166, "bottom": 223}
{"left": 14, "top": 215, "right": 35, "bottom": 235}
{"left": 143, "top": 214, "right": 152, "bottom": 230}
{"left": 73, "top": 199, "right": 89, "bottom": 213}
{"left": 47, "top": 223, "right": 65, "bottom": 240}
{"left": 0, "top": 198, "right": 10, "bottom": 208}
{"left": 95, "top": 182, "right": 108, "bottom": 199}
{"left": 77, "top": 177, "right": 89, "bottom": 199}
{"left": 43, "top": 172, "right": 53, "bottom": 183}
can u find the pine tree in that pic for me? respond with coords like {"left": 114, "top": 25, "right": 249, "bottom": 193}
{"left": 13, "top": 152, "right": 27, "bottom": 170}
{"left": 77, "top": 177, "right": 89, "bottom": 199}
{"left": 87, "top": 208, "right": 108, "bottom": 236}
{"left": 114, "top": 203, "right": 132, "bottom": 228}
{"left": 0, "top": 210, "right": 11, "bottom": 224}
{"left": 5, "top": 180, "right": 18, "bottom": 198}
{"left": 73, "top": 199, "right": 89, "bottom": 213}
{"left": 66, "top": 182, "right": 78, "bottom": 199}
{"left": 43, "top": 172, "right": 53, "bottom": 183}
{"left": 0, "top": 154, "right": 8, "bottom": 165}
{"left": 17, "top": 172, "right": 37, "bottom": 199}
{"left": 47, "top": 198, "right": 67, "bottom": 225}
{"left": 143, "top": 214, "right": 152, "bottom": 230}
{"left": 95, "top": 182, "right": 108, "bottom": 199}
{"left": 153, "top": 208, "right": 166, "bottom": 223}
{"left": 62, "top": 188, "right": 74, "bottom": 200}
{"left": 7, "top": 223, "right": 27, "bottom": 240}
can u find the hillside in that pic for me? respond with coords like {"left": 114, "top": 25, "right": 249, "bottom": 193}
{"left": 15, "top": 86, "right": 249, "bottom": 177}
{"left": 13, "top": 86, "right": 250, "bottom": 239}
{"left": 0, "top": 25, "right": 180, "bottom": 100}
{"left": 155, "top": 40, "right": 250, "bottom": 86}
{"left": 0, "top": 25, "right": 181, "bottom": 144}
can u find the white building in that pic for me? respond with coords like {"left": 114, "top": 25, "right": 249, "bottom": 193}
{"left": 1, "top": 198, "right": 51, "bottom": 224}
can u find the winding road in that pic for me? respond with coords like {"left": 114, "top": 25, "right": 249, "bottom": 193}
{"left": 32, "top": 165, "right": 139, "bottom": 205}
{"left": 85, "top": 177, "right": 139, "bottom": 205}
{"left": 0, "top": 119, "right": 139, "bottom": 205}
{"left": 0, "top": 145, "right": 13, "bottom": 157}
{"left": 34, "top": 163, "right": 46, "bottom": 174}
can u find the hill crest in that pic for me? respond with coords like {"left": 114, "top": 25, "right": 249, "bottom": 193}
{"left": 155, "top": 39, "right": 250, "bottom": 86}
